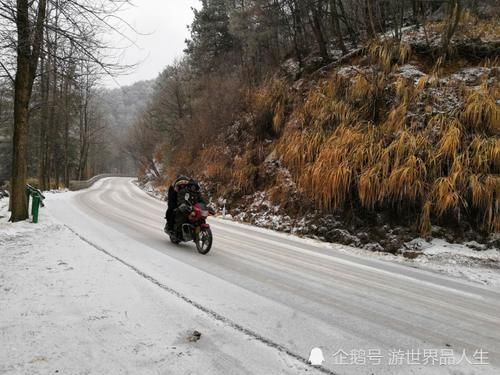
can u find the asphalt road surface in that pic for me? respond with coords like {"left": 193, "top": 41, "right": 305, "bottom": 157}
{"left": 48, "top": 177, "right": 500, "bottom": 375}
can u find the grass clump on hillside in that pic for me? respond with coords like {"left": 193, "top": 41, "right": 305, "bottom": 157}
{"left": 275, "top": 40, "right": 499, "bottom": 236}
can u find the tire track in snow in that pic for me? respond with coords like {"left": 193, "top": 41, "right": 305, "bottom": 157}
{"left": 63, "top": 225, "right": 338, "bottom": 375}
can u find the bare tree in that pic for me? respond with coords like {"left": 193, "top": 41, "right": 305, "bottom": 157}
{"left": 441, "top": 0, "right": 462, "bottom": 56}
{"left": 2, "top": 0, "right": 134, "bottom": 221}
{"left": 10, "top": 0, "right": 47, "bottom": 221}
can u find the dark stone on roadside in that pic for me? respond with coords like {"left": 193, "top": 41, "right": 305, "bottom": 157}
{"left": 401, "top": 251, "right": 421, "bottom": 259}
{"left": 363, "top": 243, "right": 385, "bottom": 252}
{"left": 187, "top": 330, "right": 202, "bottom": 342}
{"left": 325, "top": 229, "right": 361, "bottom": 247}
{"left": 357, "top": 232, "right": 369, "bottom": 243}
{"left": 380, "top": 238, "right": 404, "bottom": 254}
{"left": 317, "top": 226, "right": 328, "bottom": 235}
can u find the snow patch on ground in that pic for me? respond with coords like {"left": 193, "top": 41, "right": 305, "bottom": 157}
{"left": 335, "top": 237, "right": 500, "bottom": 287}
{"left": 0, "top": 198, "right": 319, "bottom": 375}
{"left": 398, "top": 64, "right": 426, "bottom": 80}
{"left": 450, "top": 67, "right": 493, "bottom": 85}
{"left": 400, "top": 238, "right": 500, "bottom": 287}
{"left": 233, "top": 191, "right": 296, "bottom": 233}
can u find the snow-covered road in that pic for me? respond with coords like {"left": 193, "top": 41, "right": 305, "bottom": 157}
{"left": 43, "top": 177, "right": 500, "bottom": 374}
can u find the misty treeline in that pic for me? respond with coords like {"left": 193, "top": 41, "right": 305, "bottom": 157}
{"left": 0, "top": 0, "right": 137, "bottom": 221}
{"left": 127, "top": 0, "right": 489, "bottom": 179}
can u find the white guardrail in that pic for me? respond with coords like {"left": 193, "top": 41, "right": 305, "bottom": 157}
{"left": 69, "top": 174, "right": 135, "bottom": 191}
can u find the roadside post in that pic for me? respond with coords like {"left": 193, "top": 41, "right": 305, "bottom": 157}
{"left": 26, "top": 185, "right": 45, "bottom": 223}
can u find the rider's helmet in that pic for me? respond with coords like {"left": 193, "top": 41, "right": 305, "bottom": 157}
{"left": 174, "top": 176, "right": 190, "bottom": 191}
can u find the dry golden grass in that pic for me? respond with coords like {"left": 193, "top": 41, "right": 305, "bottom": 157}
{"left": 300, "top": 86, "right": 356, "bottom": 129}
{"left": 395, "top": 77, "right": 414, "bottom": 105}
{"left": 432, "top": 177, "right": 460, "bottom": 216}
{"left": 305, "top": 161, "right": 352, "bottom": 211}
{"left": 382, "top": 155, "right": 427, "bottom": 204}
{"left": 484, "top": 176, "right": 500, "bottom": 232}
{"left": 461, "top": 82, "right": 500, "bottom": 132}
{"left": 279, "top": 129, "right": 329, "bottom": 171}
{"left": 299, "top": 126, "right": 365, "bottom": 210}
{"left": 469, "top": 174, "right": 490, "bottom": 209}
{"left": 468, "top": 136, "right": 500, "bottom": 173}
{"left": 381, "top": 104, "right": 408, "bottom": 134}
{"left": 381, "top": 130, "right": 417, "bottom": 171}
{"left": 232, "top": 153, "right": 258, "bottom": 194}
{"left": 358, "top": 164, "right": 382, "bottom": 209}
{"left": 415, "top": 75, "right": 430, "bottom": 92}
{"left": 457, "top": 13, "right": 500, "bottom": 42}
{"left": 350, "top": 74, "right": 373, "bottom": 102}
{"left": 350, "top": 72, "right": 386, "bottom": 120}
{"left": 274, "top": 57, "right": 499, "bottom": 234}
{"left": 269, "top": 41, "right": 493, "bottom": 230}
{"left": 199, "top": 145, "right": 231, "bottom": 181}
{"left": 252, "top": 78, "right": 290, "bottom": 135}
{"left": 436, "top": 119, "right": 462, "bottom": 161}
{"left": 325, "top": 73, "right": 349, "bottom": 99}
{"left": 483, "top": 57, "right": 499, "bottom": 69}
{"left": 368, "top": 40, "right": 412, "bottom": 73}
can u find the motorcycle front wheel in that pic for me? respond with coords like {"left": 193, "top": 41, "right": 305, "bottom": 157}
{"left": 195, "top": 227, "right": 213, "bottom": 255}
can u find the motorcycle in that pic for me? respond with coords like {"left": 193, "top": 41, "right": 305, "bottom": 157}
{"left": 169, "top": 202, "right": 214, "bottom": 254}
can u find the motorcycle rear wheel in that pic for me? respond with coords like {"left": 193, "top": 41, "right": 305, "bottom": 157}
{"left": 195, "top": 228, "right": 212, "bottom": 254}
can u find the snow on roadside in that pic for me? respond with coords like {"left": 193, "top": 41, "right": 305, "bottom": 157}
{"left": 215, "top": 214, "right": 500, "bottom": 288}
{"left": 399, "top": 238, "right": 500, "bottom": 287}
{"left": 0, "top": 200, "right": 319, "bottom": 375}
{"left": 0, "top": 197, "right": 47, "bottom": 236}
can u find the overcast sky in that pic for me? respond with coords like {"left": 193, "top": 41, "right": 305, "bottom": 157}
{"left": 104, "top": 0, "right": 200, "bottom": 88}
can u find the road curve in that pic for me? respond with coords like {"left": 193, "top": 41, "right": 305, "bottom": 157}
{"left": 48, "top": 177, "right": 500, "bottom": 375}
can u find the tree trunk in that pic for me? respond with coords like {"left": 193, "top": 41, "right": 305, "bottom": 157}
{"left": 10, "top": 0, "right": 47, "bottom": 222}
{"left": 366, "top": 0, "right": 377, "bottom": 38}
{"left": 310, "top": 6, "right": 329, "bottom": 61}
{"left": 338, "top": 0, "right": 358, "bottom": 47}
{"left": 47, "top": 51, "right": 58, "bottom": 189}
{"left": 38, "top": 50, "right": 50, "bottom": 191}
{"left": 63, "top": 75, "right": 70, "bottom": 187}
{"left": 441, "top": 0, "right": 462, "bottom": 57}
{"left": 330, "top": 0, "right": 347, "bottom": 53}
{"left": 10, "top": 62, "right": 31, "bottom": 221}
{"left": 412, "top": 0, "right": 419, "bottom": 27}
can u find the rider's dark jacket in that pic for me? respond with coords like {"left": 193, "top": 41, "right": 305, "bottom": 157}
{"left": 165, "top": 184, "right": 177, "bottom": 230}
{"left": 174, "top": 184, "right": 207, "bottom": 228}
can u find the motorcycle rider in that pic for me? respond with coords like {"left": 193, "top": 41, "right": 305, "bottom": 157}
{"left": 174, "top": 179, "right": 207, "bottom": 235}
{"left": 165, "top": 175, "right": 190, "bottom": 233}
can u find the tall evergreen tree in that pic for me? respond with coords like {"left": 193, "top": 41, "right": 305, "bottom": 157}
{"left": 185, "top": 0, "right": 235, "bottom": 71}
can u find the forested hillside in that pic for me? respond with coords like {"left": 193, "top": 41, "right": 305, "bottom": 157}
{"left": 0, "top": 74, "right": 152, "bottom": 188}
{"left": 131, "top": 0, "right": 499, "bottom": 250}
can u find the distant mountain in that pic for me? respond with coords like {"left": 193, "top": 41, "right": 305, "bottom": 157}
{"left": 99, "top": 79, "right": 155, "bottom": 134}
